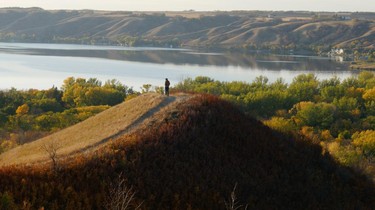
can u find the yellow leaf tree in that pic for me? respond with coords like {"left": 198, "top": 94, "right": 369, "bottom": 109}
{"left": 16, "top": 104, "right": 29, "bottom": 115}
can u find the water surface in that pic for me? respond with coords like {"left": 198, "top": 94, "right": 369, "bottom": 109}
{"left": 0, "top": 42, "right": 355, "bottom": 90}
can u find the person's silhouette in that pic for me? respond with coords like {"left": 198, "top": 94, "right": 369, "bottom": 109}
{"left": 165, "top": 78, "right": 170, "bottom": 96}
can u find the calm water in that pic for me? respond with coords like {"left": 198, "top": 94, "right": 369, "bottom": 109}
{"left": 0, "top": 42, "right": 355, "bottom": 90}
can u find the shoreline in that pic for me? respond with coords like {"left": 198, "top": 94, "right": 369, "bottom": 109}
{"left": 350, "top": 62, "right": 375, "bottom": 71}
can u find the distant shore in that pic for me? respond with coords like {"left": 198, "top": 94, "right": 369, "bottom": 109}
{"left": 350, "top": 61, "right": 375, "bottom": 71}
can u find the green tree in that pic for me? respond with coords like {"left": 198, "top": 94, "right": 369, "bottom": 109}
{"left": 1, "top": 88, "right": 25, "bottom": 115}
{"left": 85, "top": 87, "right": 125, "bottom": 106}
{"left": 358, "top": 71, "right": 375, "bottom": 89}
{"left": 141, "top": 84, "right": 152, "bottom": 93}
{"left": 291, "top": 101, "right": 336, "bottom": 129}
{"left": 223, "top": 81, "right": 252, "bottom": 96}
{"left": 30, "top": 98, "right": 63, "bottom": 113}
{"left": 61, "top": 77, "right": 78, "bottom": 107}
{"left": 320, "top": 86, "right": 346, "bottom": 102}
{"left": 244, "top": 90, "right": 291, "bottom": 117}
{"left": 333, "top": 97, "right": 360, "bottom": 120}
{"left": 251, "top": 75, "right": 269, "bottom": 90}
{"left": 319, "top": 76, "right": 345, "bottom": 102}
{"left": 35, "top": 112, "right": 60, "bottom": 131}
{"left": 269, "top": 78, "right": 288, "bottom": 91}
{"left": 104, "top": 79, "right": 128, "bottom": 93}
{"left": 263, "top": 117, "right": 297, "bottom": 133}
{"left": 194, "top": 81, "right": 222, "bottom": 95}
{"left": 288, "top": 74, "right": 319, "bottom": 101}
{"left": 342, "top": 77, "right": 361, "bottom": 89}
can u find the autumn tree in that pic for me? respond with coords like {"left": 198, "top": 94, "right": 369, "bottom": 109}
{"left": 16, "top": 104, "right": 29, "bottom": 115}
{"left": 352, "top": 130, "right": 375, "bottom": 162}
{"left": 62, "top": 77, "right": 127, "bottom": 107}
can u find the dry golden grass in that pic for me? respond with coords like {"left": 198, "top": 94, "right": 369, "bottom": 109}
{"left": 0, "top": 93, "right": 191, "bottom": 166}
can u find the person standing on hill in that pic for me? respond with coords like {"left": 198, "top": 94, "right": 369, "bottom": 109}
{"left": 165, "top": 78, "right": 170, "bottom": 96}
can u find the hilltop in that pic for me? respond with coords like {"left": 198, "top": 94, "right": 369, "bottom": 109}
{"left": 0, "top": 93, "right": 374, "bottom": 209}
{"left": 0, "top": 8, "right": 374, "bottom": 51}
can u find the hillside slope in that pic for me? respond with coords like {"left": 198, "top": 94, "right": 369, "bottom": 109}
{"left": 0, "top": 93, "right": 190, "bottom": 166}
{"left": 0, "top": 94, "right": 373, "bottom": 209}
{"left": 0, "top": 8, "right": 374, "bottom": 50}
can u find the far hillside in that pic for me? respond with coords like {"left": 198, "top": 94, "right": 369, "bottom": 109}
{"left": 0, "top": 8, "right": 374, "bottom": 53}
{"left": 0, "top": 93, "right": 373, "bottom": 209}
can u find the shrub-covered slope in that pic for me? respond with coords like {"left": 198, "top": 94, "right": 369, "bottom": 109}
{"left": 0, "top": 94, "right": 374, "bottom": 209}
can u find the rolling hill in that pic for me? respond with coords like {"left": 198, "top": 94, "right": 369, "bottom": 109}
{"left": 0, "top": 93, "right": 374, "bottom": 209}
{"left": 0, "top": 8, "right": 374, "bottom": 50}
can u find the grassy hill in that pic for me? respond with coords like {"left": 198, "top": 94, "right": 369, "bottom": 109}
{"left": 0, "top": 93, "right": 186, "bottom": 166}
{"left": 0, "top": 93, "right": 374, "bottom": 209}
{"left": 0, "top": 8, "right": 374, "bottom": 50}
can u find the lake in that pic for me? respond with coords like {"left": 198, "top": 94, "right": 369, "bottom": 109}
{"left": 0, "top": 42, "right": 355, "bottom": 91}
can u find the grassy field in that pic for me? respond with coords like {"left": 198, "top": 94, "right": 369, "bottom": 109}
{"left": 0, "top": 93, "right": 190, "bottom": 166}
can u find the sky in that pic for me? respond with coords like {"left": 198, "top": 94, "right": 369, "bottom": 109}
{"left": 0, "top": 0, "right": 374, "bottom": 12}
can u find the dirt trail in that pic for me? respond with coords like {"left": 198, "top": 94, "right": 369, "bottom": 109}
{"left": 0, "top": 93, "right": 192, "bottom": 166}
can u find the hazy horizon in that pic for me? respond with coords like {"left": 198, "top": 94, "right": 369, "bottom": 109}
{"left": 1, "top": 0, "right": 374, "bottom": 12}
